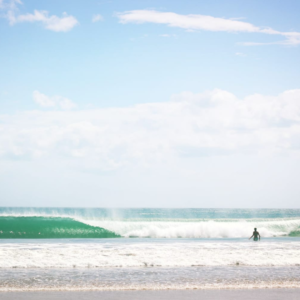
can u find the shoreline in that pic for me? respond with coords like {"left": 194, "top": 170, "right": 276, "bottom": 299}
{"left": 1, "top": 284, "right": 300, "bottom": 292}
{"left": 0, "top": 289, "right": 300, "bottom": 300}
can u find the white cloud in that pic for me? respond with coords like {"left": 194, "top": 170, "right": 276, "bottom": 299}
{"left": 8, "top": 10, "right": 79, "bottom": 32}
{"left": 1, "top": 89, "right": 300, "bottom": 169}
{"left": 33, "top": 91, "right": 56, "bottom": 107}
{"left": 235, "top": 52, "right": 246, "bottom": 57}
{"left": 117, "top": 10, "right": 300, "bottom": 45}
{"left": 33, "top": 91, "right": 76, "bottom": 110}
{"left": 1, "top": 0, "right": 78, "bottom": 32}
{"left": 92, "top": 14, "right": 103, "bottom": 23}
{"left": 160, "top": 34, "right": 177, "bottom": 38}
{"left": 0, "top": 0, "right": 21, "bottom": 10}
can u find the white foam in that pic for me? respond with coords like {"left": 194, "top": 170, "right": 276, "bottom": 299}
{"left": 81, "top": 218, "right": 300, "bottom": 238}
{"left": 1, "top": 241, "right": 300, "bottom": 268}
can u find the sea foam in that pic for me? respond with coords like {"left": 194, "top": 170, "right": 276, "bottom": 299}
{"left": 1, "top": 240, "right": 300, "bottom": 268}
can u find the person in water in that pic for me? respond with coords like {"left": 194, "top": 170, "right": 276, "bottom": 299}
{"left": 249, "top": 228, "right": 260, "bottom": 241}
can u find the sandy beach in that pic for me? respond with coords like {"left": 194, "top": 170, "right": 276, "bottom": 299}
{"left": 1, "top": 289, "right": 300, "bottom": 300}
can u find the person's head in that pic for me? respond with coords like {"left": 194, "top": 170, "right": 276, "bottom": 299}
{"left": 254, "top": 228, "right": 257, "bottom": 231}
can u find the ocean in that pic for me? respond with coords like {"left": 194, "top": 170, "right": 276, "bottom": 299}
{"left": 0, "top": 207, "right": 300, "bottom": 291}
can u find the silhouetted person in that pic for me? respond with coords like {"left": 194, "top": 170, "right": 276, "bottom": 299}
{"left": 249, "top": 228, "right": 260, "bottom": 241}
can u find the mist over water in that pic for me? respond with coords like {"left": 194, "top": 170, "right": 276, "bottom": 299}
{"left": 2, "top": 207, "right": 300, "bottom": 219}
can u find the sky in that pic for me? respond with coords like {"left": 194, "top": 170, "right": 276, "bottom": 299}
{"left": 0, "top": 0, "right": 300, "bottom": 208}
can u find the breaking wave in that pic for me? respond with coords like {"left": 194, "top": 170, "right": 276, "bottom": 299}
{"left": 1, "top": 215, "right": 300, "bottom": 238}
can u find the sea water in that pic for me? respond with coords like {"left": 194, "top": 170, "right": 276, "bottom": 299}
{"left": 0, "top": 208, "right": 300, "bottom": 291}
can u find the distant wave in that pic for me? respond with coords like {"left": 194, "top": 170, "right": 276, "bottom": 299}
{"left": 1, "top": 215, "right": 300, "bottom": 238}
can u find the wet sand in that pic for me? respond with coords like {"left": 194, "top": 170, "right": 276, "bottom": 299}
{"left": 0, "top": 289, "right": 300, "bottom": 300}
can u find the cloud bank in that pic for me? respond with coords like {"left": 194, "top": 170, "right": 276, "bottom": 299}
{"left": 1, "top": 89, "right": 300, "bottom": 170}
{"left": 117, "top": 10, "right": 300, "bottom": 45}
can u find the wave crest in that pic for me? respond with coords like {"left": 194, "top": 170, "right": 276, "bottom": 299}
{"left": 83, "top": 218, "right": 300, "bottom": 238}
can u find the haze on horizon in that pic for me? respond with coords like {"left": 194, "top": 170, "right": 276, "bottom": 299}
{"left": 0, "top": 0, "right": 300, "bottom": 208}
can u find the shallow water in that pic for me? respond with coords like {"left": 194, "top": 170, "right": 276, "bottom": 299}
{"left": 1, "top": 266, "right": 300, "bottom": 291}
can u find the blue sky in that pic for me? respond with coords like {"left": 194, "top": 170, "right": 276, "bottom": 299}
{"left": 1, "top": 0, "right": 300, "bottom": 207}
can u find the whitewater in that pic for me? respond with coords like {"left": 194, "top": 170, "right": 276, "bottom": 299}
{"left": 1, "top": 239, "right": 300, "bottom": 268}
{"left": 1, "top": 207, "right": 300, "bottom": 291}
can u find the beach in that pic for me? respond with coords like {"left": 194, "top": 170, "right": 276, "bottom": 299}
{"left": 1, "top": 289, "right": 300, "bottom": 300}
